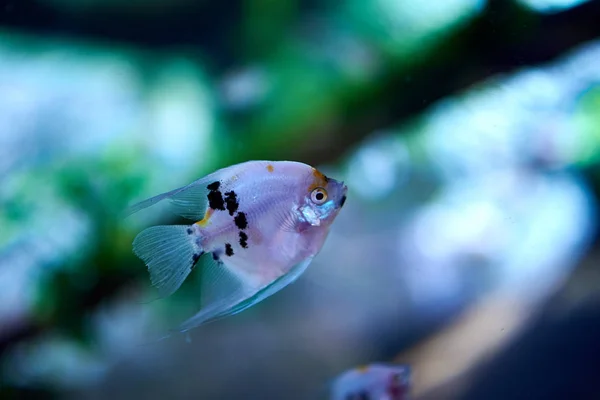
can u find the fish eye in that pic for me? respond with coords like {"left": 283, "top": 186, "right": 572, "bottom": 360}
{"left": 310, "top": 187, "right": 328, "bottom": 205}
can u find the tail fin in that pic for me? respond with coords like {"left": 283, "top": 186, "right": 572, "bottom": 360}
{"left": 132, "top": 225, "right": 203, "bottom": 298}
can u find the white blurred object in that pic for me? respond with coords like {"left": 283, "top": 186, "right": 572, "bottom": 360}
{"left": 519, "top": 0, "right": 591, "bottom": 13}
{"left": 331, "top": 363, "right": 411, "bottom": 400}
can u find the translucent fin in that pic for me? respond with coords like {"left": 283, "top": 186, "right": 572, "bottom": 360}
{"left": 132, "top": 225, "right": 203, "bottom": 298}
{"left": 198, "top": 259, "right": 247, "bottom": 308}
{"left": 221, "top": 256, "right": 314, "bottom": 317}
{"left": 125, "top": 161, "right": 267, "bottom": 219}
{"left": 126, "top": 185, "right": 192, "bottom": 217}
{"left": 125, "top": 177, "right": 211, "bottom": 220}
{"left": 177, "top": 259, "right": 256, "bottom": 332}
{"left": 168, "top": 184, "right": 209, "bottom": 220}
{"left": 177, "top": 257, "right": 314, "bottom": 332}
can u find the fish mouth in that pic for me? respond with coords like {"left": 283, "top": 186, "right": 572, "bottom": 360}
{"left": 339, "top": 183, "right": 348, "bottom": 208}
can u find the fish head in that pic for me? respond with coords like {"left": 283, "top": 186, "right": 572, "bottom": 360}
{"left": 331, "top": 363, "right": 411, "bottom": 400}
{"left": 300, "top": 168, "right": 347, "bottom": 227}
{"left": 383, "top": 365, "right": 411, "bottom": 399}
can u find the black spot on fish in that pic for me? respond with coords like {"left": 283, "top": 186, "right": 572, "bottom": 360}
{"left": 234, "top": 212, "right": 248, "bottom": 230}
{"left": 239, "top": 231, "right": 248, "bottom": 248}
{"left": 212, "top": 251, "right": 220, "bottom": 261}
{"left": 206, "top": 181, "right": 220, "bottom": 191}
{"left": 207, "top": 188, "right": 225, "bottom": 210}
{"left": 225, "top": 243, "right": 234, "bottom": 257}
{"left": 224, "top": 190, "right": 239, "bottom": 216}
{"left": 340, "top": 194, "right": 347, "bottom": 208}
{"left": 187, "top": 228, "right": 193, "bottom": 235}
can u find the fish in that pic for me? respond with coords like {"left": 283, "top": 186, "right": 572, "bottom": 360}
{"left": 128, "top": 160, "right": 347, "bottom": 332}
{"left": 330, "top": 363, "right": 411, "bottom": 400}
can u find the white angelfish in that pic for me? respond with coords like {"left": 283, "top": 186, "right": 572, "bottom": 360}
{"left": 128, "top": 160, "right": 347, "bottom": 332}
{"left": 331, "top": 363, "right": 411, "bottom": 400}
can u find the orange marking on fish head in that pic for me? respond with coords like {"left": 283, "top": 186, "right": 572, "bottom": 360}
{"left": 266, "top": 164, "right": 274, "bottom": 173}
{"left": 308, "top": 167, "right": 329, "bottom": 192}
{"left": 356, "top": 365, "right": 370, "bottom": 374}
{"left": 195, "top": 208, "right": 214, "bottom": 227}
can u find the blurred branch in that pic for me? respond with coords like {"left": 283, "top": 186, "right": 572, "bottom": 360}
{"left": 447, "top": 245, "right": 600, "bottom": 400}
{"left": 305, "top": 0, "right": 600, "bottom": 165}
{"left": 200, "top": 0, "right": 600, "bottom": 167}
{"left": 395, "top": 241, "right": 600, "bottom": 400}
{"left": 1, "top": 0, "right": 599, "bottom": 89}
{"left": 0, "top": 0, "right": 244, "bottom": 68}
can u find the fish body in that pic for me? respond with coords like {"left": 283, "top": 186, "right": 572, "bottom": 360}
{"left": 129, "top": 160, "right": 347, "bottom": 332}
{"left": 331, "top": 363, "right": 411, "bottom": 400}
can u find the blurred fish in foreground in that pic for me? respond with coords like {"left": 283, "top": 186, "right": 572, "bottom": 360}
{"left": 331, "top": 363, "right": 411, "bottom": 400}
{"left": 128, "top": 160, "right": 347, "bottom": 332}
